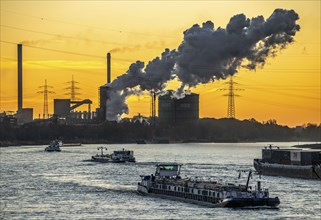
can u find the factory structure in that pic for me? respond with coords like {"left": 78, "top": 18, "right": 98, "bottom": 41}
{"left": 158, "top": 92, "right": 199, "bottom": 125}
{"left": 2, "top": 44, "right": 200, "bottom": 126}
{"left": 96, "top": 53, "right": 111, "bottom": 121}
{"left": 16, "top": 44, "right": 33, "bottom": 124}
{"left": 48, "top": 52, "right": 111, "bottom": 123}
{"left": 53, "top": 98, "right": 94, "bottom": 123}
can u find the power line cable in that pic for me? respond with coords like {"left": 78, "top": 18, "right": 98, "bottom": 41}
{"left": 1, "top": 9, "right": 176, "bottom": 39}
{"left": 1, "top": 24, "right": 166, "bottom": 48}
{"left": 1, "top": 40, "right": 133, "bottom": 62}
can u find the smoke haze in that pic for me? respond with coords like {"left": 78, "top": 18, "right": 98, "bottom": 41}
{"left": 105, "top": 9, "right": 300, "bottom": 121}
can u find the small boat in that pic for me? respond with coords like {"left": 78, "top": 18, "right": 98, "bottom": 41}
{"left": 137, "top": 163, "right": 280, "bottom": 208}
{"left": 91, "top": 147, "right": 136, "bottom": 163}
{"left": 111, "top": 149, "right": 136, "bottom": 163}
{"left": 254, "top": 145, "right": 321, "bottom": 179}
{"left": 91, "top": 147, "right": 112, "bottom": 162}
{"left": 45, "top": 140, "right": 62, "bottom": 152}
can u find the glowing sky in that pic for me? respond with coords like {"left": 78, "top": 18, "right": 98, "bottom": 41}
{"left": 0, "top": 1, "right": 320, "bottom": 127}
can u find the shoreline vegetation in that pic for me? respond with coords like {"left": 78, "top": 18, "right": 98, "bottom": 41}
{"left": 1, "top": 118, "right": 320, "bottom": 147}
{"left": 1, "top": 141, "right": 320, "bottom": 150}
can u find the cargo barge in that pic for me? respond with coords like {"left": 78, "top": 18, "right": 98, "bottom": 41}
{"left": 254, "top": 145, "right": 321, "bottom": 180}
{"left": 91, "top": 147, "right": 136, "bottom": 163}
{"left": 137, "top": 163, "right": 280, "bottom": 208}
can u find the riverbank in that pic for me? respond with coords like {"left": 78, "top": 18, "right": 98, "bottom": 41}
{"left": 292, "top": 143, "right": 321, "bottom": 149}
{"left": 1, "top": 118, "right": 320, "bottom": 147}
{"left": 0, "top": 140, "right": 132, "bottom": 147}
{"left": 2, "top": 140, "right": 321, "bottom": 148}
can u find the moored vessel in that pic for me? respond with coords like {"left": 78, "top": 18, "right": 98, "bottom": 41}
{"left": 62, "top": 143, "right": 82, "bottom": 147}
{"left": 254, "top": 145, "right": 321, "bottom": 180}
{"left": 137, "top": 163, "right": 280, "bottom": 208}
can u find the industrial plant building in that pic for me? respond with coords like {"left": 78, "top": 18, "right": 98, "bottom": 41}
{"left": 158, "top": 92, "right": 199, "bottom": 125}
{"left": 53, "top": 98, "right": 95, "bottom": 123}
{"left": 9, "top": 44, "right": 200, "bottom": 126}
{"left": 53, "top": 53, "right": 111, "bottom": 123}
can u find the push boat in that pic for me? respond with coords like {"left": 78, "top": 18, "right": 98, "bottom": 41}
{"left": 45, "top": 140, "right": 62, "bottom": 152}
{"left": 91, "top": 147, "right": 136, "bottom": 163}
{"left": 254, "top": 145, "right": 321, "bottom": 180}
{"left": 137, "top": 163, "right": 280, "bottom": 208}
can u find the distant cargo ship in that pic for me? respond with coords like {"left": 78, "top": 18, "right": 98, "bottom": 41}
{"left": 254, "top": 145, "right": 321, "bottom": 180}
{"left": 137, "top": 163, "right": 280, "bottom": 208}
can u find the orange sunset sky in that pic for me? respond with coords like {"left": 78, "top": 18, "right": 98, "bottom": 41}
{"left": 0, "top": 1, "right": 320, "bottom": 127}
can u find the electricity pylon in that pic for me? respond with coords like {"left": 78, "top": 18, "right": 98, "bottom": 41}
{"left": 65, "top": 75, "right": 80, "bottom": 101}
{"left": 220, "top": 76, "right": 244, "bottom": 118}
{"left": 37, "top": 79, "right": 55, "bottom": 119}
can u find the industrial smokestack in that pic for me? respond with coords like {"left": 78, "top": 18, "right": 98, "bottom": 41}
{"left": 107, "top": 52, "right": 111, "bottom": 83}
{"left": 18, "top": 44, "right": 23, "bottom": 111}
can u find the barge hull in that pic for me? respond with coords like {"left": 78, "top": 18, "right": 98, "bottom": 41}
{"left": 137, "top": 185, "right": 279, "bottom": 208}
{"left": 220, "top": 197, "right": 280, "bottom": 208}
{"left": 254, "top": 159, "right": 321, "bottom": 179}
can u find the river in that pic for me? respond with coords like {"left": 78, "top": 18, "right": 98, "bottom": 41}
{"left": 0, "top": 142, "right": 320, "bottom": 219}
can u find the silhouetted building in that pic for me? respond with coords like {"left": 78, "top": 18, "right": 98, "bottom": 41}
{"left": 16, "top": 108, "right": 33, "bottom": 124}
{"left": 54, "top": 99, "right": 71, "bottom": 117}
{"left": 158, "top": 92, "right": 199, "bottom": 125}
{"left": 54, "top": 98, "right": 95, "bottom": 124}
{"left": 97, "top": 85, "right": 109, "bottom": 121}
{"left": 0, "top": 112, "right": 17, "bottom": 126}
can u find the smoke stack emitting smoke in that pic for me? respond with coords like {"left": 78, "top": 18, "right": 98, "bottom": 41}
{"left": 105, "top": 9, "right": 300, "bottom": 121}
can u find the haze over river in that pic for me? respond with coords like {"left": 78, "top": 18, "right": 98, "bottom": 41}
{"left": 1, "top": 142, "right": 320, "bottom": 219}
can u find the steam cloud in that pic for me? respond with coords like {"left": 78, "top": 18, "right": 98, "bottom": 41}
{"left": 105, "top": 9, "right": 300, "bottom": 121}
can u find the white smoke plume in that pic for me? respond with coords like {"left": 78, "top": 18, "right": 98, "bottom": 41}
{"left": 105, "top": 9, "right": 300, "bottom": 121}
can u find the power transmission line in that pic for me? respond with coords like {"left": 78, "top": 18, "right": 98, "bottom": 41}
{"left": 1, "top": 9, "right": 176, "bottom": 39}
{"left": 0, "top": 24, "right": 145, "bottom": 47}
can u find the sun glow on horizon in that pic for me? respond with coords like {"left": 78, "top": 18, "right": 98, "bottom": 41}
{"left": 0, "top": 1, "right": 320, "bottom": 127}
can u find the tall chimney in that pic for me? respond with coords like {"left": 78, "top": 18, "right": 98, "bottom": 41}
{"left": 18, "top": 44, "right": 23, "bottom": 111}
{"left": 107, "top": 52, "right": 111, "bottom": 83}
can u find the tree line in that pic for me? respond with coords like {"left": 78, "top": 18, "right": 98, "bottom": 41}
{"left": 0, "top": 118, "right": 320, "bottom": 146}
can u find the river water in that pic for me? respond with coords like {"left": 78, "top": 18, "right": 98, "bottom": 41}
{"left": 0, "top": 142, "right": 320, "bottom": 219}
